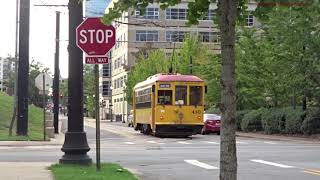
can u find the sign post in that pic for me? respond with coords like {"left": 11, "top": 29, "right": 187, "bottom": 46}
{"left": 76, "top": 17, "right": 115, "bottom": 171}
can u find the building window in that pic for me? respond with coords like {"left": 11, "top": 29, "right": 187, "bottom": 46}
{"left": 246, "top": 15, "right": 254, "bottom": 27}
{"left": 102, "top": 64, "right": 110, "bottom": 77}
{"left": 166, "top": 31, "right": 187, "bottom": 42}
{"left": 202, "top": 10, "right": 215, "bottom": 20}
{"left": 199, "top": 32, "right": 220, "bottom": 43}
{"left": 135, "top": 8, "right": 159, "bottom": 19}
{"left": 166, "top": 8, "right": 187, "bottom": 20}
{"left": 136, "top": 30, "right": 159, "bottom": 42}
{"left": 102, "top": 81, "right": 111, "bottom": 96}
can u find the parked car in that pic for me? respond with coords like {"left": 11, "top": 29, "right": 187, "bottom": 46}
{"left": 127, "top": 110, "right": 134, "bottom": 127}
{"left": 201, "top": 114, "right": 221, "bottom": 135}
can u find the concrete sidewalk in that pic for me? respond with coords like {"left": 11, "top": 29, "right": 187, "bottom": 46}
{"left": 0, "top": 117, "right": 67, "bottom": 180}
{"left": 0, "top": 162, "right": 54, "bottom": 180}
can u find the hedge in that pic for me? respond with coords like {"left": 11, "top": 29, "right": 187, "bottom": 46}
{"left": 283, "top": 107, "right": 305, "bottom": 134}
{"left": 261, "top": 108, "right": 284, "bottom": 134}
{"left": 302, "top": 108, "right": 320, "bottom": 135}
{"left": 241, "top": 109, "right": 265, "bottom": 132}
{"left": 236, "top": 110, "right": 250, "bottom": 131}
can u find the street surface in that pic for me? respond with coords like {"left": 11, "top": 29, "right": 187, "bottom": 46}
{"left": 0, "top": 118, "right": 319, "bottom": 180}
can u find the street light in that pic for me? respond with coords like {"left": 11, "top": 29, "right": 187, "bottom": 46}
{"left": 109, "top": 86, "right": 113, "bottom": 122}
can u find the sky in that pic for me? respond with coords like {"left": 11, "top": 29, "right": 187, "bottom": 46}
{"left": 0, "top": 0, "right": 109, "bottom": 78}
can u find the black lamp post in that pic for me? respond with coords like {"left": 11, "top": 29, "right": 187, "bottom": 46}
{"left": 59, "top": 0, "right": 92, "bottom": 165}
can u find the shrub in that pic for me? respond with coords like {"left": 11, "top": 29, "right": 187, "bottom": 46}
{"left": 302, "top": 108, "right": 320, "bottom": 135}
{"left": 241, "top": 109, "right": 264, "bottom": 132}
{"left": 283, "top": 107, "right": 305, "bottom": 134}
{"left": 205, "top": 106, "right": 221, "bottom": 114}
{"left": 261, "top": 108, "right": 285, "bottom": 134}
{"left": 236, "top": 110, "right": 250, "bottom": 131}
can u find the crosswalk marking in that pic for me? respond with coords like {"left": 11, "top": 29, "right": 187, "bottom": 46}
{"left": 263, "top": 141, "right": 277, "bottom": 145}
{"left": 125, "top": 142, "right": 135, "bottom": 145}
{"left": 251, "top": 159, "right": 294, "bottom": 168}
{"left": 236, "top": 141, "right": 249, "bottom": 144}
{"left": 202, "top": 141, "right": 219, "bottom": 145}
{"left": 178, "top": 141, "right": 191, "bottom": 145}
{"left": 184, "top": 160, "right": 218, "bottom": 170}
{"left": 147, "top": 141, "right": 164, "bottom": 145}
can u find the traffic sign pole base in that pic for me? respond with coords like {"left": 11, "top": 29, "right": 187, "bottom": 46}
{"left": 60, "top": 132, "right": 92, "bottom": 165}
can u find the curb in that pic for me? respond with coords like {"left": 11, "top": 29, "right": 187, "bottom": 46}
{"left": 236, "top": 132, "right": 320, "bottom": 143}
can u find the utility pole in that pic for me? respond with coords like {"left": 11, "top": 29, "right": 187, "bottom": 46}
{"left": 60, "top": 0, "right": 92, "bottom": 165}
{"left": 53, "top": 11, "right": 60, "bottom": 134}
{"left": 17, "top": 0, "right": 30, "bottom": 136}
{"left": 9, "top": 0, "right": 20, "bottom": 136}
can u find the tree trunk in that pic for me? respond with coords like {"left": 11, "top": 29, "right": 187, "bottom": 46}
{"left": 218, "top": 0, "right": 238, "bottom": 180}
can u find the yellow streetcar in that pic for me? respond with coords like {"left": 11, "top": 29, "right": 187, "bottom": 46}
{"left": 133, "top": 73, "right": 205, "bottom": 137}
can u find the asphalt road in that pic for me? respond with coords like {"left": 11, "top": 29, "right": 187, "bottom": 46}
{"left": 0, "top": 119, "right": 319, "bottom": 180}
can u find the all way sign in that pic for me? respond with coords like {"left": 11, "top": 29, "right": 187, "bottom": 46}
{"left": 85, "top": 56, "right": 109, "bottom": 64}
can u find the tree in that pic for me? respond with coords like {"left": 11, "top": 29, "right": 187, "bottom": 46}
{"left": 103, "top": 1, "right": 242, "bottom": 179}
{"left": 84, "top": 65, "right": 96, "bottom": 117}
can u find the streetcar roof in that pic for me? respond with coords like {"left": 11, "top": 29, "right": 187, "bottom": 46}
{"left": 134, "top": 73, "right": 204, "bottom": 90}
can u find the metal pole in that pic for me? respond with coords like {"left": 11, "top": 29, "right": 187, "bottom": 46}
{"left": 189, "top": 56, "right": 193, "bottom": 74}
{"left": 95, "top": 64, "right": 101, "bottom": 171}
{"left": 17, "top": 0, "right": 30, "bottom": 136}
{"left": 53, "top": 11, "right": 61, "bottom": 134}
{"left": 60, "top": 0, "right": 91, "bottom": 165}
{"left": 9, "top": 0, "right": 20, "bottom": 136}
{"left": 43, "top": 73, "right": 46, "bottom": 141}
{"left": 122, "top": 88, "right": 125, "bottom": 123}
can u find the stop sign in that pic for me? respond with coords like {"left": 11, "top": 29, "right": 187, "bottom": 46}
{"left": 76, "top": 18, "right": 116, "bottom": 56}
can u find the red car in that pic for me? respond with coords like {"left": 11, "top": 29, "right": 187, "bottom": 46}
{"left": 201, "top": 114, "right": 221, "bottom": 135}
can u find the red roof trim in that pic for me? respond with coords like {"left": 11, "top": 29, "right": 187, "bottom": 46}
{"left": 156, "top": 74, "right": 204, "bottom": 82}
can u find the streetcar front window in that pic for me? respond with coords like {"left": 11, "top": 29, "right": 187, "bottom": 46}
{"left": 190, "top": 86, "right": 203, "bottom": 106}
{"left": 175, "top": 86, "right": 187, "bottom": 105}
{"left": 158, "top": 90, "right": 172, "bottom": 105}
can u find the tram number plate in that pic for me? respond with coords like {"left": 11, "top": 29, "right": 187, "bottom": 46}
{"left": 192, "top": 110, "right": 202, "bottom": 114}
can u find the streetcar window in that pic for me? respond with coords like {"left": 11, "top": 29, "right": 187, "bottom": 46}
{"left": 190, "top": 86, "right": 203, "bottom": 106}
{"left": 175, "top": 86, "right": 187, "bottom": 105}
{"left": 158, "top": 90, "right": 172, "bottom": 105}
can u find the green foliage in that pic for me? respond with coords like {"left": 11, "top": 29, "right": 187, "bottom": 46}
{"left": 84, "top": 65, "right": 96, "bottom": 117}
{"left": 28, "top": 60, "right": 51, "bottom": 107}
{"left": 283, "top": 107, "right": 305, "bottom": 134}
{"left": 236, "top": 110, "right": 250, "bottom": 131}
{"left": 205, "top": 106, "right": 221, "bottom": 114}
{"left": 0, "top": 92, "right": 44, "bottom": 140}
{"left": 50, "top": 163, "right": 139, "bottom": 180}
{"left": 261, "top": 108, "right": 285, "bottom": 134}
{"left": 302, "top": 108, "right": 320, "bottom": 135}
{"left": 125, "top": 50, "right": 170, "bottom": 104}
{"left": 125, "top": 36, "right": 221, "bottom": 107}
{"left": 241, "top": 109, "right": 264, "bottom": 132}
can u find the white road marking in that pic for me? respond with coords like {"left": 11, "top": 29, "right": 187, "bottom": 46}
{"left": 147, "top": 141, "right": 164, "bottom": 145}
{"left": 125, "top": 142, "right": 135, "bottom": 145}
{"left": 263, "top": 141, "right": 277, "bottom": 145}
{"left": 178, "top": 141, "right": 191, "bottom": 145}
{"left": 184, "top": 160, "right": 219, "bottom": 170}
{"left": 236, "top": 141, "right": 249, "bottom": 144}
{"left": 202, "top": 141, "right": 219, "bottom": 145}
{"left": 251, "top": 159, "right": 294, "bottom": 168}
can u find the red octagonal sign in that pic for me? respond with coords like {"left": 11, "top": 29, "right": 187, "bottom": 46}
{"left": 76, "top": 18, "right": 116, "bottom": 56}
